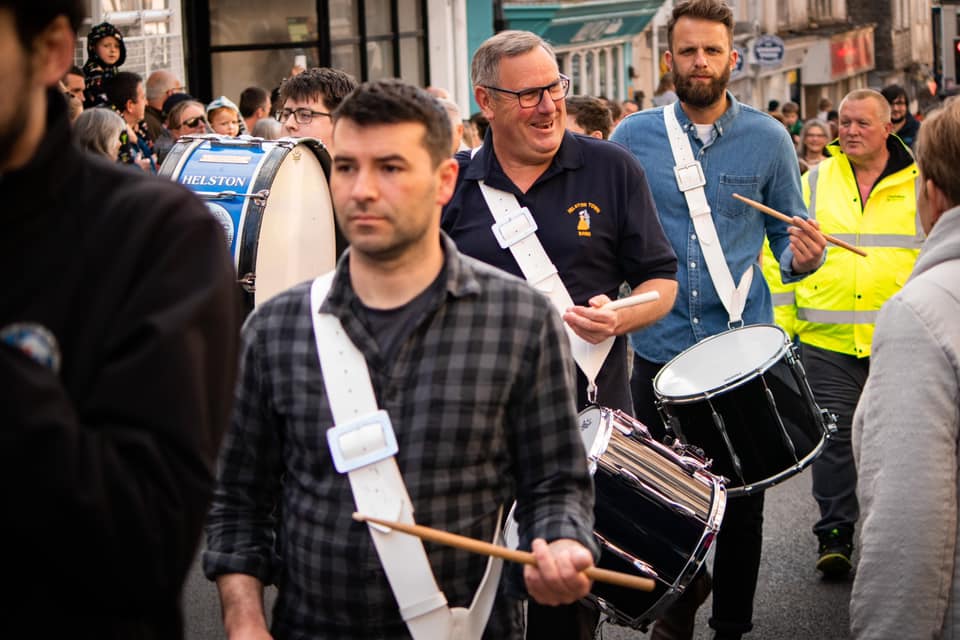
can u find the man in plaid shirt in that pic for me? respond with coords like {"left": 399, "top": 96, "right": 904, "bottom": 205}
{"left": 204, "top": 80, "right": 599, "bottom": 639}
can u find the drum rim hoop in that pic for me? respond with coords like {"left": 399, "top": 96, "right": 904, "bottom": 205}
{"left": 652, "top": 323, "right": 790, "bottom": 402}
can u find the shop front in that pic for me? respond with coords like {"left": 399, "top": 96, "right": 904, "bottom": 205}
{"left": 505, "top": 0, "right": 664, "bottom": 101}
{"left": 800, "top": 25, "right": 876, "bottom": 118}
{"left": 183, "top": 0, "right": 429, "bottom": 102}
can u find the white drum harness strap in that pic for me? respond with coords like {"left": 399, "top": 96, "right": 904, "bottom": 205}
{"left": 663, "top": 104, "right": 753, "bottom": 326}
{"left": 472, "top": 151, "right": 613, "bottom": 401}
{"left": 310, "top": 272, "right": 503, "bottom": 640}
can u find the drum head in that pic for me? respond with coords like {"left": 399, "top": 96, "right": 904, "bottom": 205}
{"left": 654, "top": 325, "right": 788, "bottom": 400}
{"left": 255, "top": 139, "right": 336, "bottom": 305}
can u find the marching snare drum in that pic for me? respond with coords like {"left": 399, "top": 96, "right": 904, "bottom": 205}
{"left": 654, "top": 324, "right": 835, "bottom": 496}
{"left": 504, "top": 407, "right": 726, "bottom": 629}
{"left": 579, "top": 406, "right": 725, "bottom": 629}
{"left": 160, "top": 134, "right": 338, "bottom": 309}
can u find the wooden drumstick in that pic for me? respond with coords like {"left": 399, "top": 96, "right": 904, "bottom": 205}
{"left": 732, "top": 192, "right": 868, "bottom": 257}
{"left": 352, "top": 512, "right": 655, "bottom": 592}
{"left": 602, "top": 291, "right": 660, "bottom": 311}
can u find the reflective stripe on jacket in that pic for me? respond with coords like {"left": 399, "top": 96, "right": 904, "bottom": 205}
{"left": 794, "top": 138, "right": 922, "bottom": 357}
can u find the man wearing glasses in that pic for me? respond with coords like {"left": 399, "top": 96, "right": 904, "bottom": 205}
{"left": 442, "top": 29, "right": 679, "bottom": 639}
{"left": 277, "top": 67, "right": 357, "bottom": 146}
{"left": 880, "top": 84, "right": 921, "bottom": 148}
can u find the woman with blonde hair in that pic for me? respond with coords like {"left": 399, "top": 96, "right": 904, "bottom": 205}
{"left": 797, "top": 119, "right": 831, "bottom": 173}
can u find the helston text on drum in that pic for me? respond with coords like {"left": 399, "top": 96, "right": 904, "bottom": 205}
{"left": 180, "top": 174, "right": 249, "bottom": 187}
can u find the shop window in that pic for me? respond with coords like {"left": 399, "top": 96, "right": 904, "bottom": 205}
{"left": 210, "top": 0, "right": 317, "bottom": 46}
{"left": 205, "top": 0, "right": 426, "bottom": 99}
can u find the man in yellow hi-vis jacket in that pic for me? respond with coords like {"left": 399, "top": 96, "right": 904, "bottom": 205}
{"left": 781, "top": 89, "right": 923, "bottom": 578}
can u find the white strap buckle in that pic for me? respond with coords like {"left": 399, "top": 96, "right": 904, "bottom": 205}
{"left": 674, "top": 161, "right": 706, "bottom": 192}
{"left": 491, "top": 206, "right": 538, "bottom": 249}
{"left": 327, "top": 410, "right": 399, "bottom": 473}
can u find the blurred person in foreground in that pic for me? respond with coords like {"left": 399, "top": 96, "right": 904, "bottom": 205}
{"left": 850, "top": 96, "right": 960, "bottom": 639}
{"left": 0, "top": 0, "right": 241, "bottom": 636}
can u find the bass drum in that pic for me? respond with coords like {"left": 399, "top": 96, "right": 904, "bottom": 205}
{"left": 160, "top": 134, "right": 339, "bottom": 310}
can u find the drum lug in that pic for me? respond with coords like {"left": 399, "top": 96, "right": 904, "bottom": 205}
{"left": 594, "top": 532, "right": 659, "bottom": 579}
{"left": 237, "top": 272, "right": 256, "bottom": 293}
{"left": 822, "top": 409, "right": 838, "bottom": 436}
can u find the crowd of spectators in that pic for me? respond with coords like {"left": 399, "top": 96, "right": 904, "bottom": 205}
{"left": 61, "top": 24, "right": 932, "bottom": 196}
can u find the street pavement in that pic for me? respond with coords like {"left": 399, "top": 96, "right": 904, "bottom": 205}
{"left": 183, "top": 469, "right": 853, "bottom": 639}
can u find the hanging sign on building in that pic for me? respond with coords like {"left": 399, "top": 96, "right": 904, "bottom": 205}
{"left": 731, "top": 44, "right": 746, "bottom": 79}
{"left": 753, "top": 34, "right": 786, "bottom": 67}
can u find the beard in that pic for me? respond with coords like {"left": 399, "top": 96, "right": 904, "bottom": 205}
{"left": 891, "top": 114, "right": 906, "bottom": 125}
{"left": 675, "top": 65, "right": 731, "bottom": 109}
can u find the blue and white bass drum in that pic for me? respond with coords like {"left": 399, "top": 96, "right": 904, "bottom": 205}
{"left": 160, "top": 134, "right": 338, "bottom": 310}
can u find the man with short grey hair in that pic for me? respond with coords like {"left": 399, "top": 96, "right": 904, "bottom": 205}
{"left": 144, "top": 69, "right": 183, "bottom": 139}
{"left": 443, "top": 29, "right": 679, "bottom": 640}
{"left": 437, "top": 97, "right": 468, "bottom": 153}
{"left": 782, "top": 88, "right": 921, "bottom": 580}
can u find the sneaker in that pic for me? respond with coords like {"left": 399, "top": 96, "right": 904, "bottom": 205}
{"left": 816, "top": 528, "right": 853, "bottom": 577}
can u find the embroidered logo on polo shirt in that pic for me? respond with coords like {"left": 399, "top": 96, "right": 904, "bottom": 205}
{"left": 567, "top": 201, "right": 601, "bottom": 237}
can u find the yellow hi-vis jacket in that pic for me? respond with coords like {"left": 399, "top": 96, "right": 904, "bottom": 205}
{"left": 761, "top": 238, "right": 797, "bottom": 339}
{"left": 792, "top": 137, "right": 923, "bottom": 358}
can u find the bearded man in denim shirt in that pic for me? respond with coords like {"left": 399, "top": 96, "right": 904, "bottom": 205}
{"left": 610, "top": 1, "right": 826, "bottom": 639}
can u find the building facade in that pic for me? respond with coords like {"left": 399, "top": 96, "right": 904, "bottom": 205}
{"left": 649, "top": 0, "right": 878, "bottom": 118}
{"left": 849, "top": 0, "right": 936, "bottom": 112}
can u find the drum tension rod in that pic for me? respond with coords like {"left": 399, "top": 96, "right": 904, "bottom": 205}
{"left": 198, "top": 189, "right": 271, "bottom": 206}
{"left": 237, "top": 273, "right": 256, "bottom": 293}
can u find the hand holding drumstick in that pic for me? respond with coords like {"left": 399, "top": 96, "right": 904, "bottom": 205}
{"left": 732, "top": 193, "right": 867, "bottom": 259}
{"left": 353, "top": 513, "right": 655, "bottom": 602}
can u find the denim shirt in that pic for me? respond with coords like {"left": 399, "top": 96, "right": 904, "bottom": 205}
{"left": 610, "top": 93, "right": 808, "bottom": 363}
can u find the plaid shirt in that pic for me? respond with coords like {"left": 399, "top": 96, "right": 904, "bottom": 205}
{"left": 204, "top": 234, "right": 597, "bottom": 639}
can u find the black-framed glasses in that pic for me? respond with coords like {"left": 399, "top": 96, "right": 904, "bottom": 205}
{"left": 483, "top": 74, "right": 571, "bottom": 108}
{"left": 180, "top": 115, "right": 208, "bottom": 128}
{"left": 278, "top": 108, "right": 332, "bottom": 124}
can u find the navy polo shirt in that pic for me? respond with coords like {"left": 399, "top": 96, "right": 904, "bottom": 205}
{"left": 441, "top": 130, "right": 677, "bottom": 414}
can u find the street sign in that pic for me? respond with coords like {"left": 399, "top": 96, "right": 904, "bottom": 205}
{"left": 754, "top": 34, "right": 786, "bottom": 67}
{"left": 732, "top": 45, "right": 746, "bottom": 79}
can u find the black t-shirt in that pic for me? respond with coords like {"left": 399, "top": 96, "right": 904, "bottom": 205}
{"left": 441, "top": 131, "right": 678, "bottom": 413}
{"left": 354, "top": 265, "right": 447, "bottom": 364}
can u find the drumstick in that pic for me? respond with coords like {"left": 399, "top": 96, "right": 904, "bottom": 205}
{"left": 602, "top": 291, "right": 660, "bottom": 311}
{"left": 731, "top": 193, "right": 868, "bottom": 257}
{"left": 352, "top": 512, "right": 655, "bottom": 592}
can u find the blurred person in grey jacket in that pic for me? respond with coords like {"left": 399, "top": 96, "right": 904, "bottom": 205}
{"left": 851, "top": 96, "right": 960, "bottom": 639}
